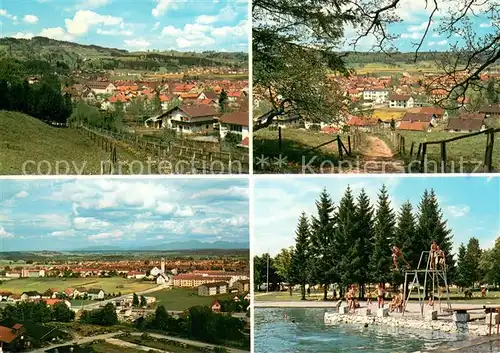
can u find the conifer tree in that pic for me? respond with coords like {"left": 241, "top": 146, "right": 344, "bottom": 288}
{"left": 349, "top": 189, "right": 373, "bottom": 298}
{"left": 455, "top": 244, "right": 468, "bottom": 290}
{"left": 417, "top": 189, "right": 455, "bottom": 278}
{"left": 309, "top": 189, "right": 335, "bottom": 300}
{"left": 394, "top": 201, "right": 419, "bottom": 288}
{"left": 334, "top": 186, "right": 356, "bottom": 296}
{"left": 370, "top": 185, "right": 396, "bottom": 285}
{"left": 290, "top": 212, "right": 311, "bottom": 300}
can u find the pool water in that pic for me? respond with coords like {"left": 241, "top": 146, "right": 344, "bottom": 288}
{"left": 254, "top": 308, "right": 468, "bottom": 353}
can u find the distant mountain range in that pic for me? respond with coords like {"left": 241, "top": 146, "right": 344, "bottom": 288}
{"left": 73, "top": 240, "right": 249, "bottom": 252}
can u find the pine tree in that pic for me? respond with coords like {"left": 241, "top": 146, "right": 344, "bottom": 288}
{"left": 334, "top": 186, "right": 356, "bottom": 296}
{"left": 465, "top": 237, "right": 482, "bottom": 289}
{"left": 132, "top": 293, "right": 139, "bottom": 307}
{"left": 219, "top": 89, "right": 228, "bottom": 113}
{"left": 309, "top": 189, "right": 335, "bottom": 300}
{"left": 370, "top": 185, "right": 396, "bottom": 285}
{"left": 395, "top": 201, "right": 419, "bottom": 289}
{"left": 290, "top": 212, "right": 311, "bottom": 300}
{"left": 417, "top": 189, "right": 455, "bottom": 277}
{"left": 455, "top": 244, "right": 468, "bottom": 290}
{"left": 349, "top": 189, "right": 373, "bottom": 298}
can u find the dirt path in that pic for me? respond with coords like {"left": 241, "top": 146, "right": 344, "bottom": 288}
{"left": 356, "top": 135, "right": 405, "bottom": 173}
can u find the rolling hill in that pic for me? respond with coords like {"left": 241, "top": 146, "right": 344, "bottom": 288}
{"left": 0, "top": 111, "right": 138, "bottom": 174}
{"left": 0, "top": 36, "right": 248, "bottom": 71}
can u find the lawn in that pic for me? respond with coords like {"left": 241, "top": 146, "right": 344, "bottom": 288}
{"left": 397, "top": 130, "right": 500, "bottom": 172}
{"left": 150, "top": 288, "right": 235, "bottom": 311}
{"left": 0, "top": 111, "right": 140, "bottom": 174}
{"left": 119, "top": 335, "right": 212, "bottom": 353}
{"left": 47, "top": 342, "right": 146, "bottom": 353}
{"left": 0, "top": 277, "right": 156, "bottom": 295}
{"left": 254, "top": 127, "right": 349, "bottom": 173}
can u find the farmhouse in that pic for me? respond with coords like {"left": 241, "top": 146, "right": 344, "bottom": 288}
{"left": 389, "top": 94, "right": 414, "bottom": 109}
{"left": 197, "top": 91, "right": 219, "bottom": 102}
{"left": 73, "top": 287, "right": 88, "bottom": 298}
{"left": 198, "top": 282, "right": 228, "bottom": 297}
{"left": 20, "top": 291, "right": 41, "bottom": 301}
{"left": 0, "top": 292, "right": 12, "bottom": 301}
{"left": 44, "top": 299, "right": 72, "bottom": 308}
{"left": 87, "top": 288, "right": 105, "bottom": 300}
{"left": 417, "top": 107, "right": 448, "bottom": 121}
{"left": 445, "top": 118, "right": 486, "bottom": 133}
{"left": 0, "top": 323, "right": 26, "bottom": 352}
{"left": 347, "top": 116, "right": 378, "bottom": 132}
{"left": 42, "top": 289, "right": 59, "bottom": 299}
{"left": 219, "top": 111, "right": 249, "bottom": 143}
{"left": 87, "top": 81, "right": 116, "bottom": 95}
{"left": 160, "top": 105, "right": 220, "bottom": 134}
{"left": 400, "top": 112, "right": 436, "bottom": 126}
{"left": 478, "top": 104, "right": 500, "bottom": 118}
{"left": 397, "top": 121, "right": 433, "bottom": 132}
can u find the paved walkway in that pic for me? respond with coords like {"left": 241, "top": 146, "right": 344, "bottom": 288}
{"left": 29, "top": 332, "right": 122, "bottom": 353}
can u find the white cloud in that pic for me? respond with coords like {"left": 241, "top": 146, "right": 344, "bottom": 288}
{"left": 15, "top": 191, "right": 29, "bottom": 198}
{"left": 0, "top": 9, "right": 17, "bottom": 22}
{"left": 88, "top": 230, "right": 123, "bottom": 241}
{"left": 480, "top": 22, "right": 492, "bottom": 28}
{"left": 401, "top": 32, "right": 423, "bottom": 39}
{"left": 50, "top": 230, "right": 76, "bottom": 237}
{"left": 153, "top": 22, "right": 160, "bottom": 31}
{"left": 152, "top": 0, "right": 186, "bottom": 17}
{"left": 196, "top": 15, "right": 217, "bottom": 24}
{"left": 191, "top": 186, "right": 248, "bottom": 199}
{"left": 124, "top": 38, "right": 151, "bottom": 50}
{"left": 73, "top": 217, "right": 110, "bottom": 230}
{"left": 127, "top": 222, "right": 152, "bottom": 231}
{"left": 23, "top": 15, "right": 39, "bottom": 24}
{"left": 431, "top": 33, "right": 440, "bottom": 38}
{"left": 447, "top": 205, "right": 470, "bottom": 218}
{"left": 97, "top": 28, "right": 133, "bottom": 36}
{"left": 0, "top": 227, "right": 14, "bottom": 238}
{"left": 211, "top": 19, "right": 248, "bottom": 38}
{"left": 156, "top": 202, "right": 176, "bottom": 215}
{"left": 40, "top": 27, "right": 75, "bottom": 41}
{"left": 65, "top": 10, "right": 123, "bottom": 36}
{"left": 176, "top": 206, "right": 194, "bottom": 217}
{"left": 408, "top": 22, "right": 428, "bottom": 32}
{"left": 38, "top": 214, "right": 71, "bottom": 227}
{"left": 12, "top": 31, "right": 35, "bottom": 39}
{"left": 428, "top": 39, "right": 448, "bottom": 46}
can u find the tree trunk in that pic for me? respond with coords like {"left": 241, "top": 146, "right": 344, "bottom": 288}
{"left": 301, "top": 285, "right": 306, "bottom": 300}
{"left": 324, "top": 285, "right": 328, "bottom": 300}
{"left": 289, "top": 286, "right": 293, "bottom": 296}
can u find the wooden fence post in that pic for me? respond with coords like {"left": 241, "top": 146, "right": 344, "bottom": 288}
{"left": 484, "top": 131, "right": 495, "bottom": 172}
{"left": 278, "top": 126, "right": 282, "bottom": 152}
{"left": 409, "top": 142, "right": 415, "bottom": 157}
{"left": 420, "top": 143, "right": 427, "bottom": 173}
{"left": 416, "top": 143, "right": 422, "bottom": 159}
{"left": 347, "top": 135, "right": 352, "bottom": 155}
{"left": 337, "top": 136, "right": 343, "bottom": 160}
{"left": 440, "top": 142, "right": 447, "bottom": 173}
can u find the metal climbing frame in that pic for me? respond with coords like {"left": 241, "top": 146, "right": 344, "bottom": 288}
{"left": 402, "top": 250, "right": 451, "bottom": 317}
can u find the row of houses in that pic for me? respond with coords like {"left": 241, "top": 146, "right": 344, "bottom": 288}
{"left": 0, "top": 287, "right": 105, "bottom": 303}
{"left": 197, "top": 279, "right": 250, "bottom": 297}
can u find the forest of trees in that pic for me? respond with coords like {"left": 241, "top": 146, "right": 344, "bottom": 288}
{"left": 0, "top": 301, "right": 75, "bottom": 323}
{"left": 254, "top": 186, "right": 499, "bottom": 300}
{"left": 0, "top": 58, "right": 73, "bottom": 124}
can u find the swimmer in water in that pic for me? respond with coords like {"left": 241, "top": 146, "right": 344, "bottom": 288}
{"left": 291, "top": 318, "right": 296, "bottom": 323}
{"left": 283, "top": 312, "right": 288, "bottom": 320}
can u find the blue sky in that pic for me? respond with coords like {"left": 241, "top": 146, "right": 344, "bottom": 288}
{"left": 0, "top": 178, "right": 249, "bottom": 251}
{"left": 254, "top": 176, "right": 499, "bottom": 257}
{"left": 340, "top": 0, "right": 497, "bottom": 52}
{"left": 0, "top": 0, "right": 248, "bottom": 52}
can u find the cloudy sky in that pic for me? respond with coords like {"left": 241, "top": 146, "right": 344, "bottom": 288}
{"left": 254, "top": 176, "right": 499, "bottom": 257}
{"left": 0, "top": 0, "right": 248, "bottom": 52}
{"left": 0, "top": 177, "right": 249, "bottom": 251}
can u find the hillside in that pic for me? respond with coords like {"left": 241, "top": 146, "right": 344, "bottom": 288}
{"left": 0, "top": 37, "right": 248, "bottom": 71}
{"left": 0, "top": 111, "right": 138, "bottom": 174}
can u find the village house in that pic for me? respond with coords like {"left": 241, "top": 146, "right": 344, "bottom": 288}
{"left": 232, "top": 279, "right": 250, "bottom": 293}
{"left": 389, "top": 94, "right": 414, "bottom": 109}
{"left": 64, "top": 288, "right": 75, "bottom": 298}
{"left": 197, "top": 91, "right": 219, "bottom": 103}
{"left": 42, "top": 289, "right": 59, "bottom": 299}
{"left": 0, "top": 323, "right": 27, "bottom": 352}
{"left": 347, "top": 116, "right": 378, "bottom": 132}
{"left": 44, "top": 299, "right": 72, "bottom": 308}
{"left": 363, "top": 88, "right": 390, "bottom": 103}
{"left": 5, "top": 271, "right": 21, "bottom": 278}
{"left": 173, "top": 274, "right": 232, "bottom": 288}
{"left": 198, "top": 282, "right": 228, "bottom": 297}
{"left": 20, "top": 291, "right": 41, "bottom": 301}
{"left": 397, "top": 121, "right": 434, "bottom": 132}
{"left": 0, "top": 292, "right": 12, "bottom": 301}
{"left": 160, "top": 105, "right": 220, "bottom": 134}
{"left": 219, "top": 111, "right": 249, "bottom": 143}
{"left": 416, "top": 106, "right": 448, "bottom": 122}
{"left": 73, "top": 287, "right": 87, "bottom": 298}
{"left": 478, "top": 103, "right": 500, "bottom": 118}
{"left": 21, "top": 269, "right": 45, "bottom": 278}
{"left": 87, "top": 288, "right": 105, "bottom": 300}
{"left": 445, "top": 118, "right": 486, "bottom": 133}
{"left": 127, "top": 271, "right": 147, "bottom": 279}
{"left": 210, "top": 299, "right": 221, "bottom": 313}
{"left": 87, "top": 81, "right": 116, "bottom": 95}
{"left": 399, "top": 112, "right": 437, "bottom": 126}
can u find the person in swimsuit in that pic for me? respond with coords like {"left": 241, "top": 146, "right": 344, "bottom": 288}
{"left": 377, "top": 283, "right": 385, "bottom": 308}
{"left": 430, "top": 240, "right": 438, "bottom": 269}
{"left": 392, "top": 245, "right": 410, "bottom": 271}
{"left": 436, "top": 246, "right": 446, "bottom": 269}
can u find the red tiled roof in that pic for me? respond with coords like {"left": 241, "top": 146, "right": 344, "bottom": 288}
{"left": 397, "top": 121, "right": 431, "bottom": 131}
{"left": 219, "top": 111, "right": 249, "bottom": 126}
{"left": 389, "top": 94, "right": 411, "bottom": 101}
{"left": 44, "top": 299, "right": 64, "bottom": 306}
{"left": 0, "top": 326, "right": 18, "bottom": 344}
{"left": 347, "top": 116, "right": 377, "bottom": 126}
{"left": 418, "top": 107, "right": 445, "bottom": 116}
{"left": 460, "top": 113, "right": 485, "bottom": 120}
{"left": 401, "top": 112, "right": 434, "bottom": 123}
{"left": 446, "top": 118, "right": 484, "bottom": 131}
{"left": 240, "top": 137, "right": 249, "bottom": 146}
{"left": 179, "top": 105, "right": 219, "bottom": 118}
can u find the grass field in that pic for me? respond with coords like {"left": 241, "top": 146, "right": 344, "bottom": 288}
{"left": 0, "top": 111, "right": 139, "bottom": 174}
{"left": 254, "top": 127, "right": 347, "bottom": 173}
{"left": 150, "top": 288, "right": 235, "bottom": 311}
{"left": 396, "top": 130, "right": 500, "bottom": 172}
{"left": 0, "top": 277, "right": 156, "bottom": 295}
{"left": 119, "top": 336, "right": 209, "bottom": 353}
